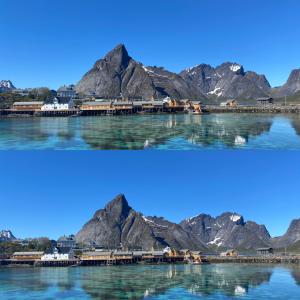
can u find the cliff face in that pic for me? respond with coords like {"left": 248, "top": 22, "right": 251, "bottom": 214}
{"left": 76, "top": 44, "right": 205, "bottom": 100}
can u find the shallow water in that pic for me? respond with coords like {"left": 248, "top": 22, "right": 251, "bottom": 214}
{"left": 0, "top": 264, "right": 300, "bottom": 299}
{"left": 1, "top": 113, "right": 300, "bottom": 150}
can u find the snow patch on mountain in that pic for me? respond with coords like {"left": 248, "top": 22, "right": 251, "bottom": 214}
{"left": 230, "top": 64, "right": 241, "bottom": 72}
{"left": 230, "top": 214, "right": 242, "bottom": 222}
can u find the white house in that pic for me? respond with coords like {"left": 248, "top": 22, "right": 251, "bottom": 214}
{"left": 41, "top": 247, "right": 74, "bottom": 261}
{"left": 41, "top": 97, "right": 74, "bottom": 111}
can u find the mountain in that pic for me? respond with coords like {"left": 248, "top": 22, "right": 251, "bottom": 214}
{"left": 0, "top": 230, "right": 16, "bottom": 241}
{"left": 273, "top": 69, "right": 300, "bottom": 97}
{"left": 76, "top": 194, "right": 207, "bottom": 250}
{"left": 180, "top": 212, "right": 271, "bottom": 250}
{"left": 272, "top": 219, "right": 300, "bottom": 248}
{"left": 0, "top": 80, "right": 16, "bottom": 93}
{"left": 180, "top": 63, "right": 271, "bottom": 100}
{"left": 76, "top": 44, "right": 205, "bottom": 100}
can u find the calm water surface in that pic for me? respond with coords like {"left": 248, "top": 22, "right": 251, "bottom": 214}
{"left": 1, "top": 113, "right": 300, "bottom": 150}
{"left": 1, "top": 264, "right": 300, "bottom": 299}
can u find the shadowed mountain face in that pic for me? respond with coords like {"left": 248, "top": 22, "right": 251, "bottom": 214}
{"left": 180, "top": 213, "right": 271, "bottom": 250}
{"left": 76, "top": 44, "right": 204, "bottom": 100}
{"left": 272, "top": 219, "right": 300, "bottom": 248}
{"left": 274, "top": 69, "right": 300, "bottom": 97}
{"left": 180, "top": 63, "right": 271, "bottom": 100}
{"left": 76, "top": 194, "right": 207, "bottom": 250}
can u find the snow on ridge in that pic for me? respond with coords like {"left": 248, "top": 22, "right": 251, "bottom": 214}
{"left": 185, "top": 65, "right": 200, "bottom": 73}
{"left": 230, "top": 64, "right": 241, "bottom": 72}
{"left": 230, "top": 214, "right": 241, "bottom": 222}
{"left": 142, "top": 66, "right": 168, "bottom": 78}
{"left": 142, "top": 216, "right": 168, "bottom": 228}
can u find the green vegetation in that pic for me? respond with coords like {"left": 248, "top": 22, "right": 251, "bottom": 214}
{"left": 0, "top": 88, "right": 52, "bottom": 109}
{"left": 0, "top": 238, "right": 52, "bottom": 255}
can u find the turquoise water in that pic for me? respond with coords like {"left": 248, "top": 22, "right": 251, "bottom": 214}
{"left": 1, "top": 264, "right": 300, "bottom": 299}
{"left": 1, "top": 113, "right": 300, "bottom": 150}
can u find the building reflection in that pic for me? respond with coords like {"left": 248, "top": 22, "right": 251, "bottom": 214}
{"left": 80, "top": 114, "right": 274, "bottom": 150}
{"left": 80, "top": 264, "right": 273, "bottom": 299}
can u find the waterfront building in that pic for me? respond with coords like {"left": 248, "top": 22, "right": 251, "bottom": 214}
{"left": 81, "top": 251, "right": 113, "bottom": 261}
{"left": 57, "top": 235, "right": 77, "bottom": 248}
{"left": 113, "top": 101, "right": 133, "bottom": 111}
{"left": 41, "top": 97, "right": 74, "bottom": 111}
{"left": 80, "top": 101, "right": 114, "bottom": 111}
{"left": 220, "top": 99, "right": 238, "bottom": 107}
{"left": 184, "top": 100, "right": 203, "bottom": 112}
{"left": 113, "top": 251, "right": 133, "bottom": 260}
{"left": 41, "top": 247, "right": 75, "bottom": 261}
{"left": 256, "top": 247, "right": 274, "bottom": 256}
{"left": 11, "top": 251, "right": 44, "bottom": 260}
{"left": 220, "top": 249, "right": 238, "bottom": 257}
{"left": 57, "top": 85, "right": 76, "bottom": 98}
{"left": 12, "top": 101, "right": 44, "bottom": 111}
{"left": 257, "top": 98, "right": 274, "bottom": 106}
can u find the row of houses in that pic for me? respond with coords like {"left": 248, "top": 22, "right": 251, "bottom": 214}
{"left": 10, "top": 98, "right": 204, "bottom": 114}
{"left": 220, "top": 98, "right": 274, "bottom": 107}
{"left": 9, "top": 247, "right": 204, "bottom": 264}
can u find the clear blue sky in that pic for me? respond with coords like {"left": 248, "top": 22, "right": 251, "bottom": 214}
{"left": 0, "top": 0, "right": 300, "bottom": 89}
{"left": 0, "top": 151, "right": 299, "bottom": 240}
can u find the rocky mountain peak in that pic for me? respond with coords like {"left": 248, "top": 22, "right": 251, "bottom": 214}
{"left": 102, "top": 43, "right": 131, "bottom": 70}
{"left": 104, "top": 194, "right": 131, "bottom": 214}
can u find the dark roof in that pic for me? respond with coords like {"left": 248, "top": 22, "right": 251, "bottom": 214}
{"left": 256, "top": 247, "right": 273, "bottom": 251}
{"left": 57, "top": 247, "right": 73, "bottom": 254}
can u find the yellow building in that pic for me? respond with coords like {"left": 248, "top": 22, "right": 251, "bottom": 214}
{"left": 11, "top": 251, "right": 44, "bottom": 261}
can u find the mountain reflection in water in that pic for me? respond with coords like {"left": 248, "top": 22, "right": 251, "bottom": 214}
{"left": 1, "top": 264, "right": 300, "bottom": 299}
{"left": 1, "top": 113, "right": 300, "bottom": 149}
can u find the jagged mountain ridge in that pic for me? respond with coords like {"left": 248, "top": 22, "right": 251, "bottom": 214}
{"left": 76, "top": 194, "right": 207, "bottom": 250}
{"left": 180, "top": 63, "right": 271, "bottom": 100}
{"left": 180, "top": 212, "right": 271, "bottom": 250}
{"left": 76, "top": 194, "right": 285, "bottom": 251}
{"left": 76, "top": 44, "right": 204, "bottom": 100}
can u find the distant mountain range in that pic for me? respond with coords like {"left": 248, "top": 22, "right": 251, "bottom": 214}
{"left": 0, "top": 230, "right": 16, "bottom": 242}
{"left": 2, "top": 44, "right": 300, "bottom": 101}
{"left": 0, "top": 80, "right": 16, "bottom": 93}
{"left": 76, "top": 194, "right": 300, "bottom": 251}
{"left": 76, "top": 44, "right": 300, "bottom": 101}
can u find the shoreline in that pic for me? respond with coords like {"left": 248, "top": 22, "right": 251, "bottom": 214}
{"left": 1, "top": 105, "right": 300, "bottom": 118}
{"left": 1, "top": 256, "right": 300, "bottom": 268}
